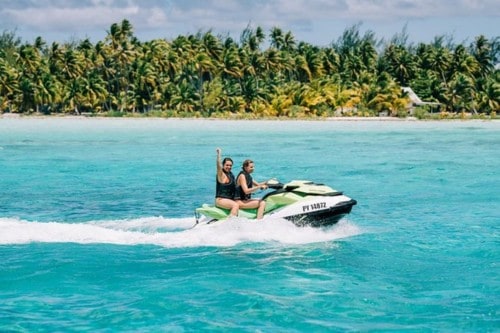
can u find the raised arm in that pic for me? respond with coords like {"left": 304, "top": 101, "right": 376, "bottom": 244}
{"left": 216, "top": 147, "right": 222, "bottom": 171}
{"left": 216, "top": 147, "right": 226, "bottom": 183}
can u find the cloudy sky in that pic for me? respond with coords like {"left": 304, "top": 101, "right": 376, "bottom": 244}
{"left": 1, "top": 0, "right": 498, "bottom": 46}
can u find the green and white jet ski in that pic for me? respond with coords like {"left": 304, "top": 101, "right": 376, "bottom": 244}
{"left": 195, "top": 179, "right": 357, "bottom": 227}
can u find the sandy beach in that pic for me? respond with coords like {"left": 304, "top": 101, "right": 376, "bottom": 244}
{"left": 2, "top": 112, "right": 498, "bottom": 122}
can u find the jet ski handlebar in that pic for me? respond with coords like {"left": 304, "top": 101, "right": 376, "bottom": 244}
{"left": 265, "top": 178, "right": 284, "bottom": 190}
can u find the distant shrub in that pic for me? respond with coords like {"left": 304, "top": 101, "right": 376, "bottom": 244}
{"left": 439, "top": 111, "right": 451, "bottom": 119}
{"left": 104, "top": 111, "right": 125, "bottom": 117}
{"left": 395, "top": 109, "right": 408, "bottom": 118}
{"left": 414, "top": 108, "right": 429, "bottom": 119}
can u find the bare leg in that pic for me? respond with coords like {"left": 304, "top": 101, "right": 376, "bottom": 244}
{"left": 237, "top": 199, "right": 266, "bottom": 219}
{"left": 256, "top": 200, "right": 266, "bottom": 220}
{"left": 216, "top": 198, "right": 239, "bottom": 216}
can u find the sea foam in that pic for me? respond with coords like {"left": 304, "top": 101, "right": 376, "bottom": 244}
{"left": 0, "top": 216, "right": 362, "bottom": 248}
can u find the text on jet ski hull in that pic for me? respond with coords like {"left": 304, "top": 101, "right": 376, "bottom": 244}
{"left": 302, "top": 202, "right": 327, "bottom": 212}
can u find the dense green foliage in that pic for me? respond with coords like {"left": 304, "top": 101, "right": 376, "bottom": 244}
{"left": 0, "top": 20, "right": 498, "bottom": 117}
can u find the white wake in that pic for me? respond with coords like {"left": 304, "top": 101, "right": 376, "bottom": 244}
{"left": 0, "top": 216, "right": 362, "bottom": 248}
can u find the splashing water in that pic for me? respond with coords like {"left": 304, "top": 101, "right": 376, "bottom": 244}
{"left": 0, "top": 216, "right": 362, "bottom": 248}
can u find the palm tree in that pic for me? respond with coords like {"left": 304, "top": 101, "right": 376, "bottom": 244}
{"left": 294, "top": 54, "right": 311, "bottom": 82}
{"left": 33, "top": 36, "right": 47, "bottom": 55}
{"left": 17, "top": 44, "right": 41, "bottom": 77}
{"left": 170, "top": 78, "right": 199, "bottom": 114}
{"left": 410, "top": 69, "right": 442, "bottom": 103}
{"left": 448, "top": 73, "right": 476, "bottom": 112}
{"left": 476, "top": 74, "right": 500, "bottom": 113}
{"left": 104, "top": 19, "right": 138, "bottom": 112}
{"left": 381, "top": 44, "right": 416, "bottom": 86}
{"left": 16, "top": 44, "right": 45, "bottom": 112}
{"left": 270, "top": 27, "right": 284, "bottom": 50}
{"left": 296, "top": 43, "right": 324, "bottom": 82}
{"left": 294, "top": 80, "right": 330, "bottom": 116}
{"left": 192, "top": 51, "right": 216, "bottom": 112}
{"left": 282, "top": 31, "right": 297, "bottom": 52}
{"left": 133, "top": 58, "right": 157, "bottom": 112}
{"left": 322, "top": 48, "right": 340, "bottom": 76}
{"left": 367, "top": 72, "right": 408, "bottom": 115}
{"left": 342, "top": 50, "right": 364, "bottom": 83}
{"left": 427, "top": 46, "right": 452, "bottom": 88}
{"left": 0, "top": 29, "right": 22, "bottom": 66}
{"left": 0, "top": 57, "right": 19, "bottom": 111}
{"left": 450, "top": 44, "right": 479, "bottom": 79}
{"left": 18, "top": 77, "right": 35, "bottom": 112}
{"left": 79, "top": 71, "right": 107, "bottom": 113}
{"left": 359, "top": 36, "right": 378, "bottom": 71}
{"left": 144, "top": 39, "right": 179, "bottom": 82}
{"left": 269, "top": 86, "right": 293, "bottom": 116}
{"left": 35, "top": 71, "right": 59, "bottom": 113}
{"left": 61, "top": 48, "right": 84, "bottom": 80}
{"left": 261, "top": 48, "right": 281, "bottom": 78}
{"left": 240, "top": 25, "right": 265, "bottom": 52}
{"left": 471, "top": 35, "right": 493, "bottom": 78}
{"left": 202, "top": 30, "right": 224, "bottom": 63}
{"left": 221, "top": 45, "right": 243, "bottom": 80}
{"left": 201, "top": 77, "right": 225, "bottom": 116}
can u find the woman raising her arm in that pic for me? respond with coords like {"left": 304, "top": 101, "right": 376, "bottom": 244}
{"left": 215, "top": 148, "right": 239, "bottom": 217}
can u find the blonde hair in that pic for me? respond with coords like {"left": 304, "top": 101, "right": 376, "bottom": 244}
{"left": 242, "top": 159, "right": 254, "bottom": 170}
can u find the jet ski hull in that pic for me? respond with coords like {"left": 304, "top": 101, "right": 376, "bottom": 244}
{"left": 277, "top": 199, "right": 357, "bottom": 227}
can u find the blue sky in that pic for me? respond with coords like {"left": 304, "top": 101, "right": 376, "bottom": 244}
{"left": 1, "top": 0, "right": 498, "bottom": 46}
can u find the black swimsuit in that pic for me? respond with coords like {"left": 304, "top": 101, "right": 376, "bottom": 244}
{"left": 215, "top": 171, "right": 235, "bottom": 199}
{"left": 235, "top": 171, "right": 253, "bottom": 200}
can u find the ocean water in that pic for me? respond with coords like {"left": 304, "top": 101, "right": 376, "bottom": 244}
{"left": 0, "top": 118, "right": 498, "bottom": 332}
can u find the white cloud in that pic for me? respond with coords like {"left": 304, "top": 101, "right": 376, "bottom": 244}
{"left": 0, "top": 0, "right": 497, "bottom": 43}
{"left": 4, "top": 6, "right": 137, "bottom": 31}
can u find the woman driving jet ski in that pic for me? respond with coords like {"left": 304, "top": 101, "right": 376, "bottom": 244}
{"left": 234, "top": 159, "right": 268, "bottom": 219}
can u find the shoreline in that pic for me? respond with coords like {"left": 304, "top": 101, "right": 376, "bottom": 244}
{"left": 1, "top": 113, "right": 498, "bottom": 122}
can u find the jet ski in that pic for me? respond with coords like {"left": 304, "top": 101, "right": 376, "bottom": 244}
{"left": 195, "top": 179, "right": 357, "bottom": 227}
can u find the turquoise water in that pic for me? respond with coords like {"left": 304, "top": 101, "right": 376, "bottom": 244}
{"left": 0, "top": 118, "right": 498, "bottom": 332}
